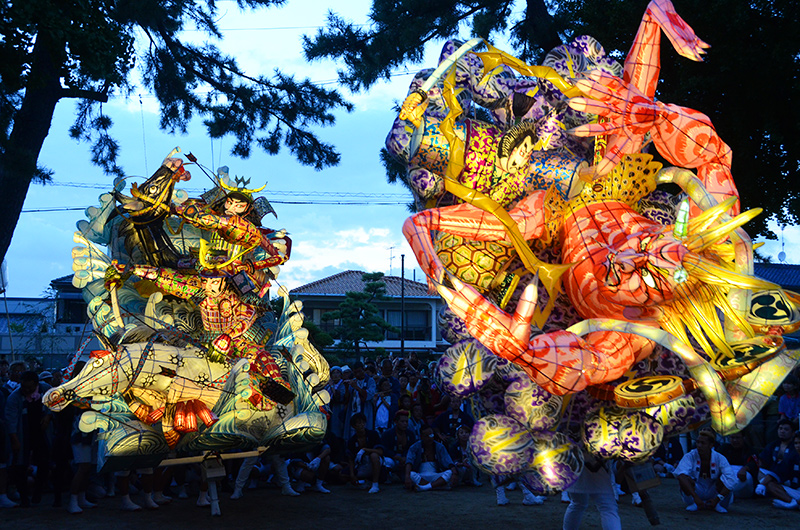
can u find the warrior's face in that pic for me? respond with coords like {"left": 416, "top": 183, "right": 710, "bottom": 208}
{"left": 499, "top": 135, "right": 535, "bottom": 172}
{"left": 203, "top": 277, "right": 226, "bottom": 299}
{"left": 224, "top": 197, "right": 250, "bottom": 216}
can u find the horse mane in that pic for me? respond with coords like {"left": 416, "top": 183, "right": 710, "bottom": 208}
{"left": 105, "top": 325, "right": 194, "bottom": 349}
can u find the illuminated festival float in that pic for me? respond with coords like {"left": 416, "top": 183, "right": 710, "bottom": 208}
{"left": 42, "top": 150, "right": 330, "bottom": 513}
{"left": 390, "top": 0, "right": 800, "bottom": 492}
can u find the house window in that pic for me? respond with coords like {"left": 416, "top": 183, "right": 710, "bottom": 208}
{"left": 57, "top": 299, "right": 89, "bottom": 324}
{"left": 385, "top": 310, "right": 429, "bottom": 341}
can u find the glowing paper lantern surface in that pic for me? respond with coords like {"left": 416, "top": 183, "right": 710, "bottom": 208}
{"left": 43, "top": 154, "right": 330, "bottom": 467}
{"left": 469, "top": 414, "right": 538, "bottom": 475}
{"left": 388, "top": 0, "right": 800, "bottom": 477}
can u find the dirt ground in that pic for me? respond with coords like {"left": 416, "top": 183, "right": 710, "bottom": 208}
{"left": 3, "top": 475, "right": 798, "bottom": 530}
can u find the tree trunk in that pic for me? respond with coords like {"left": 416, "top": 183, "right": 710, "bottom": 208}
{"left": 0, "top": 31, "right": 64, "bottom": 267}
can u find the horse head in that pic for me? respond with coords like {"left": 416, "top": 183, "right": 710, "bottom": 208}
{"left": 114, "top": 157, "right": 187, "bottom": 225}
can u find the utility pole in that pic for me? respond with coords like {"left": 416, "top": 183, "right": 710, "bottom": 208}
{"left": 401, "top": 254, "right": 405, "bottom": 358}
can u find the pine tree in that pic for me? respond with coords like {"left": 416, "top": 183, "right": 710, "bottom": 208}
{"left": 322, "top": 272, "right": 398, "bottom": 357}
{"left": 304, "top": 0, "right": 800, "bottom": 239}
{"left": 0, "top": 0, "right": 352, "bottom": 266}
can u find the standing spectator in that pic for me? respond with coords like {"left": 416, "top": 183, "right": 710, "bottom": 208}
{"left": 5, "top": 371, "right": 52, "bottom": 506}
{"left": 433, "top": 396, "right": 474, "bottom": 446}
{"left": 0, "top": 373, "right": 14, "bottom": 509}
{"left": 563, "top": 451, "right": 621, "bottom": 529}
{"left": 325, "top": 366, "right": 350, "bottom": 446}
{"left": 0, "top": 359, "right": 9, "bottom": 385}
{"left": 379, "top": 410, "right": 416, "bottom": 479}
{"left": 674, "top": 430, "right": 736, "bottom": 513}
{"left": 718, "top": 431, "right": 758, "bottom": 500}
{"left": 762, "top": 431, "right": 800, "bottom": 509}
{"left": 380, "top": 359, "right": 402, "bottom": 396}
{"left": 778, "top": 375, "right": 800, "bottom": 429}
{"left": 373, "top": 378, "right": 396, "bottom": 434}
{"left": 404, "top": 424, "right": 458, "bottom": 491}
{"left": 397, "top": 394, "right": 412, "bottom": 413}
{"left": 1, "top": 361, "right": 24, "bottom": 396}
{"left": 346, "top": 412, "right": 384, "bottom": 494}
{"left": 345, "top": 362, "right": 377, "bottom": 432}
{"left": 405, "top": 371, "right": 421, "bottom": 402}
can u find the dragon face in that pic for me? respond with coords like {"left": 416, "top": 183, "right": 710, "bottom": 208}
{"left": 590, "top": 229, "right": 688, "bottom": 309}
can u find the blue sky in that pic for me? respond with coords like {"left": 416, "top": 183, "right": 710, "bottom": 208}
{"left": 3, "top": 0, "right": 792, "bottom": 297}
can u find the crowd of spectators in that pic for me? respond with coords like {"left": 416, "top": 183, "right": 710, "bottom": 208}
{"left": 2, "top": 353, "right": 800, "bottom": 524}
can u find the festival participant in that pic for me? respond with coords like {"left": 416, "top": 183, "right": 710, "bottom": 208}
{"left": 563, "top": 451, "right": 621, "bottom": 529}
{"left": 378, "top": 410, "right": 417, "bottom": 480}
{"left": 448, "top": 424, "right": 481, "bottom": 487}
{"left": 674, "top": 430, "right": 736, "bottom": 513}
{"left": 5, "top": 371, "right": 51, "bottom": 506}
{"left": 761, "top": 432, "right": 800, "bottom": 509}
{"left": 404, "top": 424, "right": 458, "bottom": 492}
{"left": 346, "top": 413, "right": 384, "bottom": 494}
{"left": 718, "top": 431, "right": 759, "bottom": 500}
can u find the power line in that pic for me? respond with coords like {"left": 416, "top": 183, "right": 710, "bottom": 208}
{"left": 42, "top": 182, "right": 408, "bottom": 198}
{"left": 21, "top": 198, "right": 409, "bottom": 213}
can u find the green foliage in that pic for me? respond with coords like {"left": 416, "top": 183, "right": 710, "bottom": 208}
{"left": 303, "top": 0, "right": 561, "bottom": 91}
{"left": 322, "top": 272, "right": 399, "bottom": 355}
{"left": 305, "top": 0, "right": 800, "bottom": 238}
{"left": 0, "top": 0, "right": 353, "bottom": 265}
{"left": 303, "top": 319, "right": 335, "bottom": 352}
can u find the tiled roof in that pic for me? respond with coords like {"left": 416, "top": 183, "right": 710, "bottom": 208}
{"left": 754, "top": 263, "right": 800, "bottom": 290}
{"left": 290, "top": 270, "right": 434, "bottom": 297}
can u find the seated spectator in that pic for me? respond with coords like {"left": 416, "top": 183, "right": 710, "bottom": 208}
{"left": 346, "top": 412, "right": 384, "bottom": 494}
{"left": 433, "top": 396, "right": 474, "bottom": 446}
{"left": 778, "top": 375, "right": 800, "bottom": 429}
{"left": 286, "top": 444, "right": 333, "bottom": 494}
{"left": 449, "top": 424, "right": 481, "bottom": 487}
{"left": 651, "top": 437, "right": 684, "bottom": 477}
{"left": 674, "top": 429, "right": 736, "bottom": 513}
{"left": 757, "top": 419, "right": 797, "bottom": 488}
{"left": 718, "top": 431, "right": 758, "bottom": 500}
{"left": 379, "top": 410, "right": 417, "bottom": 479}
{"left": 762, "top": 431, "right": 800, "bottom": 509}
{"left": 404, "top": 424, "right": 458, "bottom": 491}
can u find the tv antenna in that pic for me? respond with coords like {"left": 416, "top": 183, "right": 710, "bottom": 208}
{"left": 388, "top": 246, "right": 397, "bottom": 275}
{"left": 779, "top": 224, "right": 787, "bottom": 263}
